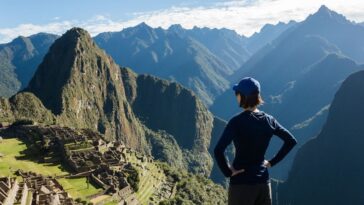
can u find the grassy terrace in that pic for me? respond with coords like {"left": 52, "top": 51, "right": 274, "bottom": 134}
{"left": 0, "top": 137, "right": 102, "bottom": 201}
{"left": 125, "top": 150, "right": 171, "bottom": 204}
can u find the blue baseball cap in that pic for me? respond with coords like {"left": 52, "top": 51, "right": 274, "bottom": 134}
{"left": 232, "top": 77, "right": 261, "bottom": 95}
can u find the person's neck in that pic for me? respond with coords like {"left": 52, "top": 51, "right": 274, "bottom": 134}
{"left": 244, "top": 107, "right": 259, "bottom": 112}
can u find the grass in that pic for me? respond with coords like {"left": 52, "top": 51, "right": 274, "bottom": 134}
{"left": 103, "top": 201, "right": 119, "bottom": 205}
{"left": 0, "top": 137, "right": 102, "bottom": 201}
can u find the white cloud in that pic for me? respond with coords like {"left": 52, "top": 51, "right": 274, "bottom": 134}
{"left": 135, "top": 0, "right": 364, "bottom": 36}
{"left": 0, "top": 21, "right": 74, "bottom": 43}
{"left": 0, "top": 17, "right": 138, "bottom": 43}
{"left": 1, "top": 0, "right": 364, "bottom": 43}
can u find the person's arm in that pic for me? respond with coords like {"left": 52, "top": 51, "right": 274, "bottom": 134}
{"left": 268, "top": 118, "right": 298, "bottom": 167}
{"left": 214, "top": 119, "right": 236, "bottom": 177}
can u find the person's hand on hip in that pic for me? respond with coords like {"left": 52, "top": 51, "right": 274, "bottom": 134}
{"left": 229, "top": 165, "right": 245, "bottom": 176}
{"left": 263, "top": 160, "right": 271, "bottom": 168}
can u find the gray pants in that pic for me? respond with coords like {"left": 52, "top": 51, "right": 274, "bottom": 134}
{"left": 228, "top": 182, "right": 272, "bottom": 205}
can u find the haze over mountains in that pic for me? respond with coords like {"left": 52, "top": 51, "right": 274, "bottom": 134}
{"left": 0, "top": 20, "right": 294, "bottom": 106}
{"left": 0, "top": 33, "right": 58, "bottom": 97}
{"left": 93, "top": 22, "right": 294, "bottom": 106}
{"left": 1, "top": 4, "right": 364, "bottom": 204}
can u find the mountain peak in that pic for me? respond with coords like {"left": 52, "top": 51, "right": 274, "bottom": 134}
{"left": 123, "top": 22, "right": 155, "bottom": 38}
{"left": 25, "top": 27, "right": 105, "bottom": 115}
{"left": 318, "top": 5, "right": 330, "bottom": 13}
{"left": 135, "top": 22, "right": 152, "bottom": 30}
{"left": 308, "top": 5, "right": 348, "bottom": 24}
{"left": 62, "top": 27, "right": 92, "bottom": 43}
{"left": 12, "top": 35, "right": 31, "bottom": 45}
{"left": 168, "top": 24, "right": 184, "bottom": 32}
{"left": 10, "top": 36, "right": 34, "bottom": 53}
{"left": 25, "top": 27, "right": 145, "bottom": 148}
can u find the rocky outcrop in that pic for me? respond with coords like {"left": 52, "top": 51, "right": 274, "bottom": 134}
{"left": 0, "top": 92, "right": 54, "bottom": 124}
{"left": 120, "top": 67, "right": 216, "bottom": 175}
{"left": 24, "top": 28, "right": 147, "bottom": 152}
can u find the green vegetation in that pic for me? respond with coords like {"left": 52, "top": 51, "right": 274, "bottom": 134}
{"left": 145, "top": 129, "right": 186, "bottom": 170}
{"left": 0, "top": 51, "right": 20, "bottom": 97}
{"left": 124, "top": 149, "right": 167, "bottom": 205}
{"left": 158, "top": 162, "right": 227, "bottom": 205}
{"left": 125, "top": 164, "right": 140, "bottom": 191}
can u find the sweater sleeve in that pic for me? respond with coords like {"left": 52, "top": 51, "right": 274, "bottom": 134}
{"left": 213, "top": 118, "right": 236, "bottom": 177}
{"left": 268, "top": 117, "right": 298, "bottom": 167}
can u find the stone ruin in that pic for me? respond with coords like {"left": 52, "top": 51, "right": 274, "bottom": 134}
{"left": 17, "top": 170, "right": 78, "bottom": 205}
{"left": 0, "top": 177, "right": 18, "bottom": 205}
{"left": 0, "top": 170, "right": 81, "bottom": 205}
{"left": 0, "top": 125, "right": 148, "bottom": 204}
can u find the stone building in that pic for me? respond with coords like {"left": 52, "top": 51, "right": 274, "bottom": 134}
{"left": 0, "top": 177, "right": 19, "bottom": 205}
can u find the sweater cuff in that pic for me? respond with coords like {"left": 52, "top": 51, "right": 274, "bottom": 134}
{"left": 268, "top": 160, "right": 276, "bottom": 167}
{"left": 226, "top": 168, "right": 233, "bottom": 177}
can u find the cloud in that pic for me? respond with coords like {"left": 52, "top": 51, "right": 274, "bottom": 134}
{"left": 0, "top": 21, "right": 74, "bottom": 43}
{"left": 0, "top": 16, "right": 138, "bottom": 43}
{"left": 135, "top": 0, "right": 364, "bottom": 36}
{"left": 1, "top": 0, "right": 364, "bottom": 43}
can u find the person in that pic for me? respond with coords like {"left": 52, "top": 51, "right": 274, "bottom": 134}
{"left": 214, "top": 77, "right": 297, "bottom": 205}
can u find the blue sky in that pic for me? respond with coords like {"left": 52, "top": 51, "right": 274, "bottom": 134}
{"left": 1, "top": 0, "right": 224, "bottom": 27}
{"left": 0, "top": 0, "right": 363, "bottom": 43}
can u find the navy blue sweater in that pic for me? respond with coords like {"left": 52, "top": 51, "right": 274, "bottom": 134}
{"left": 214, "top": 110, "right": 297, "bottom": 184}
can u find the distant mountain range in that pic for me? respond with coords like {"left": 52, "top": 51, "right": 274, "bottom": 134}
{"left": 94, "top": 22, "right": 294, "bottom": 105}
{"left": 213, "top": 5, "right": 364, "bottom": 120}
{"left": 0, "top": 22, "right": 293, "bottom": 106}
{"left": 0, "top": 33, "right": 58, "bottom": 97}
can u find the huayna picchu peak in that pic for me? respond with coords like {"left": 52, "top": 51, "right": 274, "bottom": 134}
{"left": 24, "top": 27, "right": 147, "bottom": 152}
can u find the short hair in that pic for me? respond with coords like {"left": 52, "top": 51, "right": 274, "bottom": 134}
{"left": 235, "top": 91, "right": 264, "bottom": 109}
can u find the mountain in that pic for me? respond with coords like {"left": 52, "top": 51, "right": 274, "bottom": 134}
{"left": 94, "top": 22, "right": 295, "bottom": 106}
{"left": 270, "top": 54, "right": 363, "bottom": 178}
{"left": 168, "top": 25, "right": 251, "bottom": 70}
{"left": 0, "top": 21, "right": 294, "bottom": 101}
{"left": 94, "top": 23, "right": 236, "bottom": 106}
{"left": 215, "top": 5, "right": 364, "bottom": 120}
{"left": 0, "top": 33, "right": 58, "bottom": 97}
{"left": 278, "top": 70, "right": 364, "bottom": 205}
{"left": 246, "top": 20, "right": 297, "bottom": 54}
{"left": 0, "top": 27, "right": 227, "bottom": 179}
{"left": 211, "top": 34, "right": 341, "bottom": 120}
{"left": 119, "top": 67, "right": 218, "bottom": 175}
{"left": 272, "top": 54, "right": 363, "bottom": 127}
{"left": 0, "top": 92, "right": 55, "bottom": 124}
{"left": 294, "top": 5, "right": 364, "bottom": 64}
{"left": 24, "top": 28, "right": 147, "bottom": 152}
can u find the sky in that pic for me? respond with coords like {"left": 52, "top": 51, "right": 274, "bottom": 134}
{"left": 1, "top": 0, "right": 364, "bottom": 43}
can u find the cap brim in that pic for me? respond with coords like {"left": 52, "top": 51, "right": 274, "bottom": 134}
{"left": 232, "top": 84, "right": 238, "bottom": 91}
